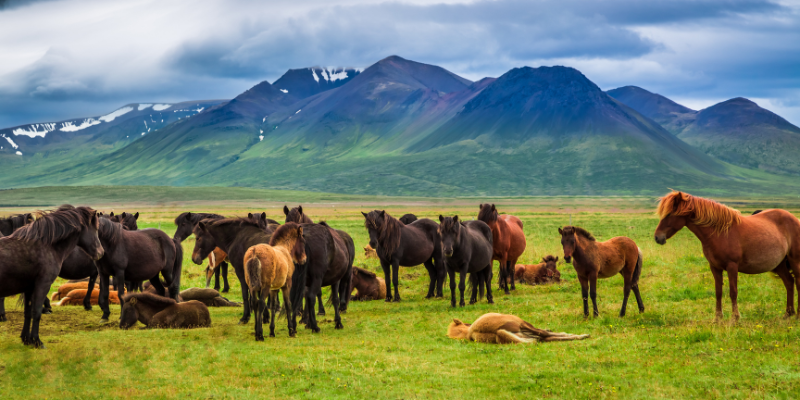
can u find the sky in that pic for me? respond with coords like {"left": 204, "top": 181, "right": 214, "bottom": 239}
{"left": 0, "top": 0, "right": 798, "bottom": 128}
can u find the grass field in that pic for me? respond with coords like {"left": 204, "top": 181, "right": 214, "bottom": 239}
{"left": 1, "top": 190, "right": 800, "bottom": 399}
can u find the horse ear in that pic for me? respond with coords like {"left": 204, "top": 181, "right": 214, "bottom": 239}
{"left": 452, "top": 319, "right": 463, "bottom": 326}
{"left": 453, "top": 215, "right": 459, "bottom": 223}
{"left": 283, "top": 206, "right": 290, "bottom": 215}
{"left": 186, "top": 212, "right": 192, "bottom": 219}
{"left": 121, "top": 212, "right": 128, "bottom": 219}
{"left": 134, "top": 212, "right": 139, "bottom": 220}
{"left": 248, "top": 213, "right": 253, "bottom": 218}
{"left": 198, "top": 221, "right": 207, "bottom": 232}
{"left": 491, "top": 204, "right": 496, "bottom": 211}
{"left": 479, "top": 203, "right": 483, "bottom": 209}
{"left": 260, "top": 212, "right": 267, "bottom": 221}
{"left": 379, "top": 210, "right": 385, "bottom": 217}
{"left": 555, "top": 256, "right": 559, "bottom": 261}
{"left": 361, "top": 211, "right": 368, "bottom": 219}
{"left": 129, "top": 297, "right": 137, "bottom": 305}
{"left": 558, "top": 227, "right": 563, "bottom": 235}
{"left": 26, "top": 214, "right": 34, "bottom": 223}
{"left": 109, "top": 212, "right": 115, "bottom": 217}
{"left": 298, "top": 205, "right": 303, "bottom": 214}
{"left": 439, "top": 215, "right": 444, "bottom": 223}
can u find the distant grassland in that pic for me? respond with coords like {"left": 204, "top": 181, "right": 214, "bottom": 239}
{"left": 0, "top": 187, "right": 799, "bottom": 399}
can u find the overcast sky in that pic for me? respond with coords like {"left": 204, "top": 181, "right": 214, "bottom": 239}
{"left": 1, "top": 0, "right": 798, "bottom": 128}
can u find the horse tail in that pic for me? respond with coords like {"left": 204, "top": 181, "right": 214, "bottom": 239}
{"left": 632, "top": 247, "right": 643, "bottom": 287}
{"left": 245, "top": 252, "right": 262, "bottom": 297}
{"left": 289, "top": 252, "right": 307, "bottom": 315}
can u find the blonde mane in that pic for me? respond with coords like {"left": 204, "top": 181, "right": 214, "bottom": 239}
{"left": 657, "top": 191, "right": 741, "bottom": 235}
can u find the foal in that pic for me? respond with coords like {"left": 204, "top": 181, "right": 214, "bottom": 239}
{"left": 558, "top": 226, "right": 643, "bottom": 317}
{"left": 244, "top": 223, "right": 306, "bottom": 340}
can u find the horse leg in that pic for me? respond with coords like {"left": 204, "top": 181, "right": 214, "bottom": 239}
{"left": 0, "top": 297, "right": 5, "bottom": 322}
{"left": 589, "top": 273, "right": 599, "bottom": 317}
{"left": 501, "top": 257, "right": 510, "bottom": 295}
{"left": 281, "top": 286, "right": 295, "bottom": 337}
{"left": 620, "top": 271, "right": 632, "bottom": 318}
{"left": 458, "top": 266, "right": 467, "bottom": 307}
{"left": 213, "top": 263, "right": 222, "bottom": 292}
{"left": 726, "top": 263, "right": 740, "bottom": 321}
{"left": 433, "top": 253, "right": 446, "bottom": 298}
{"left": 578, "top": 275, "right": 589, "bottom": 318}
{"left": 115, "top": 269, "right": 127, "bottom": 314}
{"left": 306, "top": 279, "right": 323, "bottom": 333}
{"left": 423, "top": 259, "right": 436, "bottom": 299}
{"left": 380, "top": 259, "right": 392, "bottom": 302}
{"left": 42, "top": 296, "right": 52, "bottom": 314}
{"left": 220, "top": 262, "right": 230, "bottom": 293}
{"left": 774, "top": 261, "right": 795, "bottom": 317}
{"left": 317, "top": 289, "right": 325, "bottom": 316}
{"left": 83, "top": 270, "right": 98, "bottom": 311}
{"left": 28, "top": 283, "right": 50, "bottom": 348}
{"left": 484, "top": 266, "right": 494, "bottom": 304}
{"left": 98, "top": 271, "right": 112, "bottom": 322}
{"left": 269, "top": 291, "right": 277, "bottom": 338}
{"left": 497, "top": 260, "right": 506, "bottom": 293}
{"left": 20, "top": 291, "right": 33, "bottom": 345}
{"left": 448, "top": 267, "right": 457, "bottom": 308}
{"left": 252, "top": 290, "right": 263, "bottom": 341}
{"left": 508, "top": 259, "right": 517, "bottom": 291}
{"left": 234, "top": 266, "right": 251, "bottom": 325}
{"left": 710, "top": 265, "right": 724, "bottom": 321}
{"left": 392, "top": 260, "right": 401, "bottom": 302}
{"left": 332, "top": 281, "right": 343, "bottom": 330}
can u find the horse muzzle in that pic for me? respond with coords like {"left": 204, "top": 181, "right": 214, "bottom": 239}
{"left": 192, "top": 252, "right": 203, "bottom": 265}
{"left": 93, "top": 248, "right": 104, "bottom": 261}
{"left": 563, "top": 255, "right": 572, "bottom": 263}
{"left": 444, "top": 250, "right": 454, "bottom": 258}
{"left": 654, "top": 234, "right": 667, "bottom": 245}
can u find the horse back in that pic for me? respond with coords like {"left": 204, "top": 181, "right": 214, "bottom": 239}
{"left": 596, "top": 236, "right": 638, "bottom": 277}
{"left": 396, "top": 219, "right": 438, "bottom": 265}
{"left": 152, "top": 301, "right": 211, "bottom": 328}
{"left": 228, "top": 227, "right": 272, "bottom": 268}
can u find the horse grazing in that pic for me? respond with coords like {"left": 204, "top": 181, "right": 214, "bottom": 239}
{"left": 244, "top": 223, "right": 306, "bottom": 340}
{"left": 174, "top": 212, "right": 231, "bottom": 292}
{"left": 655, "top": 191, "right": 800, "bottom": 320}
{"left": 284, "top": 205, "right": 313, "bottom": 224}
{"left": 349, "top": 267, "right": 386, "bottom": 301}
{"left": 362, "top": 210, "right": 445, "bottom": 301}
{"left": 477, "top": 204, "right": 526, "bottom": 294}
{"left": 0, "top": 207, "right": 103, "bottom": 347}
{"left": 95, "top": 218, "right": 183, "bottom": 323}
{"left": 179, "top": 288, "right": 240, "bottom": 307}
{"left": 517, "top": 256, "right": 561, "bottom": 285}
{"left": 56, "top": 289, "right": 120, "bottom": 306}
{"left": 191, "top": 214, "right": 275, "bottom": 324}
{"left": 119, "top": 292, "right": 211, "bottom": 329}
{"left": 399, "top": 214, "right": 417, "bottom": 225}
{"left": 559, "top": 226, "right": 643, "bottom": 318}
{"left": 439, "top": 215, "right": 494, "bottom": 307}
{"left": 447, "top": 313, "right": 590, "bottom": 344}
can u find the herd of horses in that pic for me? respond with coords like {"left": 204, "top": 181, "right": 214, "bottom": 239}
{"left": 1, "top": 190, "right": 799, "bottom": 348}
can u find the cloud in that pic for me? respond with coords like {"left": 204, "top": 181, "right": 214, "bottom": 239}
{"left": 0, "top": 0, "right": 798, "bottom": 127}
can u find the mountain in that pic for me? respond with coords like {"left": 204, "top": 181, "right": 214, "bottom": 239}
{"left": 606, "top": 86, "right": 697, "bottom": 134}
{"left": 677, "top": 97, "right": 800, "bottom": 175}
{"left": 272, "top": 67, "right": 361, "bottom": 99}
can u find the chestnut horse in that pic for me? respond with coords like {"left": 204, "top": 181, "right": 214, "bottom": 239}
{"left": 477, "top": 204, "right": 526, "bottom": 294}
{"left": 655, "top": 191, "right": 800, "bottom": 320}
{"left": 558, "top": 226, "right": 643, "bottom": 317}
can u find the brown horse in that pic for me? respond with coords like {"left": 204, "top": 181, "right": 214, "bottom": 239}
{"left": 447, "top": 313, "right": 589, "bottom": 344}
{"left": 516, "top": 255, "right": 561, "bottom": 285}
{"left": 119, "top": 292, "right": 210, "bottom": 329}
{"left": 558, "top": 226, "right": 643, "bottom": 317}
{"left": 284, "top": 205, "right": 313, "bottom": 224}
{"left": 179, "top": 288, "right": 240, "bottom": 307}
{"left": 478, "top": 204, "right": 526, "bottom": 294}
{"left": 243, "top": 223, "right": 306, "bottom": 340}
{"left": 55, "top": 289, "right": 120, "bottom": 306}
{"left": 349, "top": 266, "right": 386, "bottom": 301}
{"left": 655, "top": 191, "right": 800, "bottom": 320}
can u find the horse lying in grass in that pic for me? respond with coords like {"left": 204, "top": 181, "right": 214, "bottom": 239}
{"left": 516, "top": 255, "right": 561, "bottom": 285}
{"left": 56, "top": 289, "right": 120, "bottom": 306}
{"left": 349, "top": 267, "right": 386, "bottom": 301}
{"left": 447, "top": 313, "right": 590, "bottom": 344}
{"left": 180, "top": 288, "right": 240, "bottom": 307}
{"left": 119, "top": 292, "right": 211, "bottom": 329}
{"left": 559, "top": 226, "right": 643, "bottom": 318}
{"left": 51, "top": 282, "right": 103, "bottom": 301}
{"left": 244, "top": 223, "right": 306, "bottom": 340}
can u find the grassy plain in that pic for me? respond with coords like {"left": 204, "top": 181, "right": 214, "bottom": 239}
{"left": 1, "top": 187, "right": 799, "bottom": 399}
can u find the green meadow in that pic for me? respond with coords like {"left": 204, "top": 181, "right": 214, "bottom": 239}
{"left": 0, "top": 188, "right": 799, "bottom": 399}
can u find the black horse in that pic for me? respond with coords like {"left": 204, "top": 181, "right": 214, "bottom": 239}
{"left": 439, "top": 215, "right": 494, "bottom": 307}
{"left": 284, "top": 205, "right": 314, "bottom": 224}
{"left": 362, "top": 210, "right": 445, "bottom": 302}
{"left": 289, "top": 222, "right": 354, "bottom": 332}
{"left": 191, "top": 214, "right": 275, "bottom": 324}
{"left": 399, "top": 214, "right": 418, "bottom": 225}
{"left": 174, "top": 212, "right": 230, "bottom": 291}
{"left": 0, "top": 207, "right": 103, "bottom": 347}
{"left": 0, "top": 212, "right": 35, "bottom": 321}
{"left": 110, "top": 212, "right": 139, "bottom": 231}
{"left": 95, "top": 218, "right": 183, "bottom": 323}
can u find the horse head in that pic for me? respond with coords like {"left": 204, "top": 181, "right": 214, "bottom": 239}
{"left": 119, "top": 296, "right": 139, "bottom": 329}
{"left": 558, "top": 226, "right": 577, "bottom": 263}
{"left": 362, "top": 210, "right": 385, "bottom": 250}
{"left": 654, "top": 191, "right": 692, "bottom": 245}
{"left": 192, "top": 221, "right": 217, "bottom": 265}
{"left": 438, "top": 215, "right": 461, "bottom": 257}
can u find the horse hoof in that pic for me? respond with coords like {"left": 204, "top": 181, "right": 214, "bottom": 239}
{"left": 83, "top": 306, "right": 92, "bottom": 311}
{"left": 639, "top": 308, "right": 645, "bottom": 313}
{"left": 487, "top": 299, "right": 494, "bottom": 304}
{"left": 317, "top": 312, "right": 326, "bottom": 316}
{"left": 335, "top": 323, "right": 343, "bottom": 330}
{"left": 269, "top": 333, "right": 276, "bottom": 338}
{"left": 42, "top": 308, "right": 52, "bottom": 315}
{"left": 425, "top": 295, "right": 433, "bottom": 299}
{"left": 255, "top": 336, "right": 264, "bottom": 342}
{"left": 312, "top": 327, "right": 321, "bottom": 333}
{"left": 34, "top": 341, "right": 46, "bottom": 349}
{"left": 392, "top": 298, "right": 401, "bottom": 303}
{"left": 0, "top": 314, "right": 6, "bottom": 322}
{"left": 99, "top": 318, "right": 109, "bottom": 324}
{"left": 385, "top": 298, "right": 392, "bottom": 303}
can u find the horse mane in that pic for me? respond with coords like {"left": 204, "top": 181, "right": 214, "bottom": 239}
{"left": 207, "top": 217, "right": 261, "bottom": 230}
{"left": 657, "top": 191, "right": 742, "bottom": 235}
{"left": 98, "top": 218, "right": 124, "bottom": 247}
{"left": 562, "top": 226, "right": 595, "bottom": 241}
{"left": 353, "top": 266, "right": 377, "bottom": 278}
{"left": 440, "top": 216, "right": 460, "bottom": 232}
{"left": 123, "top": 292, "right": 177, "bottom": 307}
{"left": 175, "top": 212, "right": 224, "bottom": 226}
{"left": 365, "top": 211, "right": 402, "bottom": 258}
{"left": 270, "top": 222, "right": 305, "bottom": 260}
{"left": 7, "top": 206, "right": 96, "bottom": 244}
{"left": 477, "top": 204, "right": 497, "bottom": 223}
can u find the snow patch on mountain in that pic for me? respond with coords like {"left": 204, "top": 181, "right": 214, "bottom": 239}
{"left": 15, "top": 151, "right": 22, "bottom": 156}
{"left": 100, "top": 106, "right": 134, "bottom": 122}
{"left": 138, "top": 104, "right": 153, "bottom": 110}
{"left": 60, "top": 118, "right": 101, "bottom": 132}
{"left": 280, "top": 89, "right": 288, "bottom": 93}
{"left": 13, "top": 123, "right": 57, "bottom": 138}
{"left": 153, "top": 104, "right": 172, "bottom": 111}
{"left": 2, "top": 134, "right": 18, "bottom": 149}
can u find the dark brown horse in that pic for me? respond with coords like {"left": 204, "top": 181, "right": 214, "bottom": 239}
{"left": 362, "top": 210, "right": 444, "bottom": 301}
{"left": 399, "top": 214, "right": 418, "bottom": 225}
{"left": 284, "top": 205, "right": 313, "bottom": 224}
{"left": 119, "top": 292, "right": 210, "bottom": 329}
{"left": 655, "top": 191, "right": 800, "bottom": 320}
{"left": 174, "top": 212, "right": 229, "bottom": 291}
{"left": 0, "top": 207, "right": 103, "bottom": 347}
{"left": 0, "top": 213, "right": 33, "bottom": 236}
{"left": 439, "top": 215, "right": 494, "bottom": 307}
{"left": 559, "top": 226, "right": 643, "bottom": 317}
{"left": 477, "top": 204, "right": 526, "bottom": 294}
{"left": 95, "top": 218, "right": 183, "bottom": 323}
{"left": 191, "top": 214, "right": 275, "bottom": 324}
{"left": 109, "top": 212, "right": 139, "bottom": 231}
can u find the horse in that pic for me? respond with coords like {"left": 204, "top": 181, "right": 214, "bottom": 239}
{"left": 55, "top": 289, "right": 120, "bottom": 306}
{"left": 517, "top": 255, "right": 561, "bottom": 285}
{"left": 204, "top": 247, "right": 229, "bottom": 288}
{"left": 399, "top": 214, "right": 417, "bottom": 225}
{"left": 119, "top": 292, "right": 211, "bottom": 329}
{"left": 179, "top": 288, "right": 240, "bottom": 307}
{"left": 0, "top": 206, "right": 103, "bottom": 347}
{"left": 173, "top": 212, "right": 230, "bottom": 292}
{"left": 244, "top": 223, "right": 306, "bottom": 340}
{"left": 110, "top": 212, "right": 139, "bottom": 231}
{"left": 349, "top": 266, "right": 386, "bottom": 301}
{"left": 447, "top": 313, "right": 590, "bottom": 344}
{"left": 190, "top": 214, "right": 275, "bottom": 324}
{"left": 362, "top": 210, "right": 445, "bottom": 301}
{"left": 289, "top": 222, "right": 354, "bottom": 332}
{"left": 655, "top": 190, "right": 800, "bottom": 321}
{"left": 364, "top": 244, "right": 378, "bottom": 259}
{"left": 439, "top": 215, "right": 494, "bottom": 307}
{"left": 284, "top": 205, "right": 313, "bottom": 224}
{"left": 95, "top": 218, "right": 183, "bottom": 323}
{"left": 558, "top": 226, "right": 643, "bottom": 318}
{"left": 0, "top": 212, "right": 35, "bottom": 320}
{"left": 51, "top": 282, "right": 100, "bottom": 301}
{"left": 477, "top": 204, "right": 526, "bottom": 294}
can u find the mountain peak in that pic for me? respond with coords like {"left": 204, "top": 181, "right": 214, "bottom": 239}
{"left": 359, "top": 56, "right": 472, "bottom": 93}
{"left": 272, "top": 67, "right": 361, "bottom": 100}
